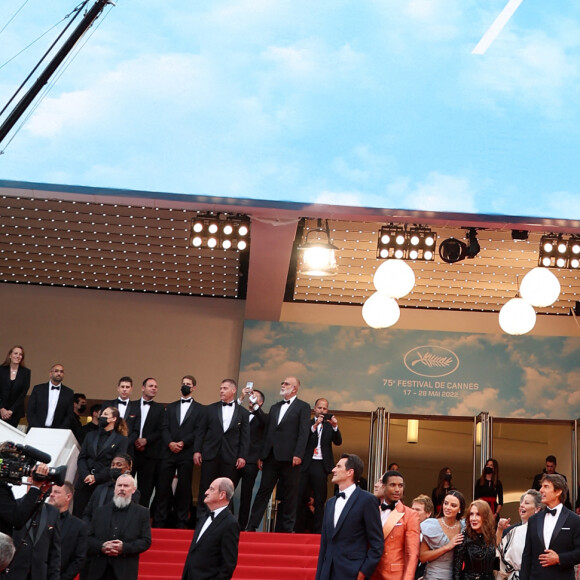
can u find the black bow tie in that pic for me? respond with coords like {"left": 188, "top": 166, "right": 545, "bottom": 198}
{"left": 282, "top": 400, "right": 290, "bottom": 405}
{"left": 222, "top": 402, "right": 233, "bottom": 407}
{"left": 181, "top": 398, "right": 192, "bottom": 404}
{"left": 210, "top": 511, "right": 215, "bottom": 520}
{"left": 546, "top": 507, "right": 558, "bottom": 516}
{"left": 118, "top": 400, "right": 127, "bottom": 405}
{"left": 142, "top": 400, "right": 151, "bottom": 406}
{"left": 382, "top": 502, "right": 397, "bottom": 511}
{"left": 51, "top": 386, "right": 60, "bottom": 390}
{"left": 336, "top": 491, "right": 346, "bottom": 500}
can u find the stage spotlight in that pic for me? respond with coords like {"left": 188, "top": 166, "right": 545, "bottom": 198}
{"left": 189, "top": 212, "right": 251, "bottom": 251}
{"left": 439, "top": 238, "right": 467, "bottom": 264}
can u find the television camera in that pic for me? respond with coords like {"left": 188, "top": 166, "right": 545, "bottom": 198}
{"left": 0, "top": 442, "right": 66, "bottom": 486}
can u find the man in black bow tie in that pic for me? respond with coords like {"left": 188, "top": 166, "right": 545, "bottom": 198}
{"left": 26, "top": 363, "right": 75, "bottom": 430}
{"left": 194, "top": 379, "right": 249, "bottom": 519}
{"left": 246, "top": 376, "right": 311, "bottom": 533}
{"left": 373, "top": 469, "right": 420, "bottom": 580}
{"left": 521, "top": 473, "right": 580, "bottom": 580}
{"left": 129, "top": 378, "right": 164, "bottom": 508}
{"left": 153, "top": 375, "right": 204, "bottom": 529}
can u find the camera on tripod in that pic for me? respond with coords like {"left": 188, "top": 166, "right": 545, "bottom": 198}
{"left": 0, "top": 441, "right": 67, "bottom": 486}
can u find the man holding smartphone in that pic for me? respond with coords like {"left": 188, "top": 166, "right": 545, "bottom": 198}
{"left": 295, "top": 397, "right": 342, "bottom": 533}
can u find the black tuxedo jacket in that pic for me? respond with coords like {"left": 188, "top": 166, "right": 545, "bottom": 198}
{"left": 181, "top": 508, "right": 240, "bottom": 580}
{"left": 87, "top": 501, "right": 151, "bottom": 580}
{"left": 521, "top": 505, "right": 580, "bottom": 580}
{"left": 260, "top": 398, "right": 311, "bottom": 462}
{"left": 76, "top": 429, "right": 128, "bottom": 486}
{"left": 0, "top": 482, "right": 42, "bottom": 536}
{"left": 59, "top": 510, "right": 89, "bottom": 580}
{"left": 10, "top": 502, "right": 61, "bottom": 580}
{"left": 128, "top": 399, "right": 165, "bottom": 459}
{"left": 0, "top": 365, "right": 31, "bottom": 427}
{"left": 302, "top": 419, "right": 343, "bottom": 474}
{"left": 161, "top": 398, "right": 204, "bottom": 457}
{"left": 247, "top": 408, "right": 268, "bottom": 463}
{"left": 26, "top": 382, "right": 75, "bottom": 429}
{"left": 195, "top": 402, "right": 250, "bottom": 464}
{"left": 315, "top": 486, "right": 384, "bottom": 580}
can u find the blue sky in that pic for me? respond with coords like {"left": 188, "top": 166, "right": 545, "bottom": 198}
{"left": 1, "top": 1, "right": 579, "bottom": 219}
{"left": 239, "top": 320, "right": 580, "bottom": 418}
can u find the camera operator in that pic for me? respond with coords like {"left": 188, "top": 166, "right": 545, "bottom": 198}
{"left": 0, "top": 443, "right": 52, "bottom": 536}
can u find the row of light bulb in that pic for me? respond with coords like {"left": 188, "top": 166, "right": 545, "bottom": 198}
{"left": 542, "top": 239, "right": 580, "bottom": 268}
{"left": 378, "top": 232, "right": 436, "bottom": 260}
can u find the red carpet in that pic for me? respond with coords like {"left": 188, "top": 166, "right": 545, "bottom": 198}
{"left": 139, "top": 529, "right": 320, "bottom": 579}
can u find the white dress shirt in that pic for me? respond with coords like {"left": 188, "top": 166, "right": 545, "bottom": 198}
{"left": 222, "top": 401, "right": 235, "bottom": 431}
{"left": 543, "top": 502, "right": 563, "bottom": 548}
{"left": 334, "top": 483, "right": 356, "bottom": 526}
{"left": 179, "top": 397, "right": 192, "bottom": 425}
{"left": 139, "top": 398, "right": 151, "bottom": 437}
{"left": 117, "top": 398, "right": 129, "bottom": 419}
{"left": 197, "top": 505, "right": 228, "bottom": 541}
{"left": 45, "top": 382, "right": 61, "bottom": 427}
{"left": 277, "top": 395, "right": 296, "bottom": 424}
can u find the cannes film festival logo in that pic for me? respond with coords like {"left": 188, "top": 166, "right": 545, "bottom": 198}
{"left": 404, "top": 346, "right": 460, "bottom": 378}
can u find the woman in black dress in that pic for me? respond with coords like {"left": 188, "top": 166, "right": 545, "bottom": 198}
{"left": 474, "top": 458, "right": 503, "bottom": 520}
{"left": 432, "top": 466, "right": 456, "bottom": 515}
{"left": 453, "top": 499, "right": 497, "bottom": 580}
{"left": 0, "top": 345, "right": 31, "bottom": 427}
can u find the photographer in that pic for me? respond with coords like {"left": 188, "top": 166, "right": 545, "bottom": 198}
{"left": 0, "top": 443, "right": 52, "bottom": 536}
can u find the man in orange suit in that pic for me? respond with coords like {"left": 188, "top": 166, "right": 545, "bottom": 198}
{"left": 372, "top": 470, "right": 420, "bottom": 580}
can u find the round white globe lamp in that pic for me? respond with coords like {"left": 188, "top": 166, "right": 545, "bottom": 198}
{"left": 362, "top": 293, "right": 401, "bottom": 329}
{"left": 519, "top": 267, "right": 560, "bottom": 307}
{"left": 373, "top": 260, "right": 415, "bottom": 298}
{"left": 498, "top": 298, "right": 536, "bottom": 335}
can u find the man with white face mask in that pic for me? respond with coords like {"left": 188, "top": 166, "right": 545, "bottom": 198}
{"left": 246, "top": 376, "right": 311, "bottom": 533}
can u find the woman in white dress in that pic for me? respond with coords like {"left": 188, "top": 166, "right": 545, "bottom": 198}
{"left": 496, "top": 489, "right": 542, "bottom": 579}
{"left": 420, "top": 490, "right": 466, "bottom": 579}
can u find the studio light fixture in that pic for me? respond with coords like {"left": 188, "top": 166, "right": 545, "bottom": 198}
{"left": 407, "top": 419, "right": 419, "bottom": 444}
{"left": 439, "top": 228, "right": 480, "bottom": 264}
{"left": 539, "top": 234, "right": 580, "bottom": 269}
{"left": 297, "top": 218, "right": 338, "bottom": 277}
{"left": 376, "top": 224, "right": 436, "bottom": 261}
{"left": 189, "top": 212, "right": 250, "bottom": 251}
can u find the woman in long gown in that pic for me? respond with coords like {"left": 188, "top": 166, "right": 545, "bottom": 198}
{"left": 496, "top": 489, "right": 542, "bottom": 579}
{"left": 420, "top": 490, "right": 465, "bottom": 579}
{"left": 0, "top": 345, "right": 30, "bottom": 427}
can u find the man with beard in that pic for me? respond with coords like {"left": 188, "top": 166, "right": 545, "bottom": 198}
{"left": 86, "top": 474, "right": 151, "bottom": 580}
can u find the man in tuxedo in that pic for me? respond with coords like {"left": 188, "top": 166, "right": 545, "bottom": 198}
{"left": 181, "top": 477, "right": 240, "bottom": 580}
{"left": 295, "top": 397, "right": 342, "bottom": 533}
{"left": 47, "top": 481, "right": 89, "bottom": 580}
{"left": 194, "top": 379, "right": 249, "bottom": 519}
{"left": 26, "top": 363, "right": 75, "bottom": 430}
{"left": 315, "top": 453, "right": 384, "bottom": 580}
{"left": 236, "top": 385, "right": 268, "bottom": 530}
{"left": 8, "top": 497, "right": 61, "bottom": 579}
{"left": 372, "top": 470, "right": 420, "bottom": 580}
{"left": 86, "top": 474, "right": 151, "bottom": 580}
{"left": 153, "top": 375, "right": 204, "bottom": 529}
{"left": 521, "top": 473, "right": 580, "bottom": 580}
{"left": 129, "top": 377, "right": 164, "bottom": 508}
{"left": 246, "top": 376, "right": 311, "bottom": 533}
{"left": 101, "top": 376, "right": 137, "bottom": 422}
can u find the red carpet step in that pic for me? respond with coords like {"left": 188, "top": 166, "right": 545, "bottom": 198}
{"left": 139, "top": 529, "right": 321, "bottom": 579}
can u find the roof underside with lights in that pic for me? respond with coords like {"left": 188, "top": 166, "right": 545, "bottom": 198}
{"left": 2, "top": 179, "right": 580, "bottom": 322}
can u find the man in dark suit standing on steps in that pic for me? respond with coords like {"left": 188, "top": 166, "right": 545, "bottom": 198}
{"left": 154, "top": 375, "right": 204, "bottom": 528}
{"left": 129, "top": 377, "right": 164, "bottom": 508}
{"left": 181, "top": 477, "right": 240, "bottom": 580}
{"left": 236, "top": 385, "right": 268, "bottom": 530}
{"left": 26, "top": 363, "right": 75, "bottom": 430}
{"left": 101, "top": 376, "right": 139, "bottom": 432}
{"left": 315, "top": 453, "right": 384, "bottom": 580}
{"left": 246, "top": 376, "right": 311, "bottom": 533}
{"left": 194, "top": 379, "right": 249, "bottom": 519}
{"left": 520, "top": 473, "right": 580, "bottom": 580}
{"left": 295, "top": 397, "right": 342, "bottom": 533}
{"left": 86, "top": 474, "right": 151, "bottom": 580}
{"left": 47, "top": 481, "right": 88, "bottom": 580}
